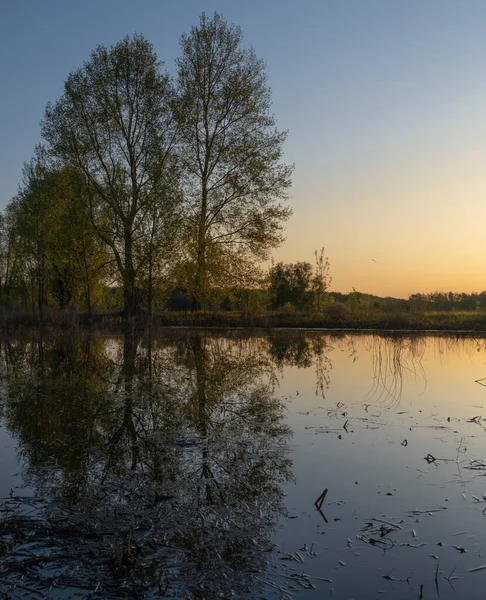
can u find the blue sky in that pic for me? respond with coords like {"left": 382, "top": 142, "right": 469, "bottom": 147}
{"left": 3, "top": 1, "right": 486, "bottom": 296}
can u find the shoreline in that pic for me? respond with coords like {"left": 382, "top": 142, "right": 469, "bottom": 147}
{"left": 3, "top": 310, "right": 486, "bottom": 334}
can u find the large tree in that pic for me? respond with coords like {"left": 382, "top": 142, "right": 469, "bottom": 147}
{"left": 42, "top": 34, "right": 178, "bottom": 317}
{"left": 175, "top": 12, "right": 293, "bottom": 308}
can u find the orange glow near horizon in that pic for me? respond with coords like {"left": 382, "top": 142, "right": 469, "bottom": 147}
{"left": 272, "top": 130, "right": 486, "bottom": 299}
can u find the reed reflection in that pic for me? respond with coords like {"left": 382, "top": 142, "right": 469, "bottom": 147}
{"left": 364, "top": 335, "right": 427, "bottom": 408}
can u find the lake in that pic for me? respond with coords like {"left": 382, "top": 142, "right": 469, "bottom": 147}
{"left": 1, "top": 330, "right": 486, "bottom": 599}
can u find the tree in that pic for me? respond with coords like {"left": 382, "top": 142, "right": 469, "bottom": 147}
{"left": 42, "top": 35, "right": 179, "bottom": 317}
{"left": 268, "top": 261, "right": 313, "bottom": 309}
{"left": 13, "top": 147, "right": 57, "bottom": 321}
{"left": 175, "top": 12, "right": 292, "bottom": 309}
{"left": 47, "top": 167, "right": 110, "bottom": 313}
{"left": 135, "top": 156, "right": 183, "bottom": 314}
{"left": 8, "top": 157, "right": 110, "bottom": 316}
{"left": 312, "top": 247, "right": 331, "bottom": 310}
{"left": 0, "top": 205, "right": 25, "bottom": 307}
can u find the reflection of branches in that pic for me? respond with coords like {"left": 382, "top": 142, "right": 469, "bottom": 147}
{"left": 310, "top": 337, "right": 333, "bottom": 398}
{"left": 266, "top": 333, "right": 337, "bottom": 398}
{"left": 365, "top": 335, "right": 427, "bottom": 409}
{"left": 0, "top": 330, "right": 292, "bottom": 599}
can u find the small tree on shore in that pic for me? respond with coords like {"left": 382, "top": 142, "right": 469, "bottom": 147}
{"left": 312, "top": 247, "right": 331, "bottom": 310}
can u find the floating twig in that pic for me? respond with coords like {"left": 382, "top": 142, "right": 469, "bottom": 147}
{"left": 407, "top": 507, "right": 447, "bottom": 515}
{"left": 366, "top": 517, "right": 403, "bottom": 530}
{"left": 314, "top": 488, "right": 328, "bottom": 510}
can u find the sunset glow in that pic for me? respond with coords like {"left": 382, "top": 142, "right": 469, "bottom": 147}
{"left": 3, "top": 0, "right": 486, "bottom": 297}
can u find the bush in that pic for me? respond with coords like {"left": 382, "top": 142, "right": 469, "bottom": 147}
{"left": 323, "top": 302, "right": 348, "bottom": 318}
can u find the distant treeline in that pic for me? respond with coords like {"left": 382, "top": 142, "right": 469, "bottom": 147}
{"left": 408, "top": 291, "right": 486, "bottom": 312}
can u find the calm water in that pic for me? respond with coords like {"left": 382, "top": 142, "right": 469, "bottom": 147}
{"left": 2, "top": 331, "right": 486, "bottom": 599}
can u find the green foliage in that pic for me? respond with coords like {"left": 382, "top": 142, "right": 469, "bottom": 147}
{"left": 408, "top": 291, "right": 486, "bottom": 312}
{"left": 4, "top": 156, "right": 110, "bottom": 316}
{"left": 312, "top": 247, "right": 331, "bottom": 310}
{"left": 269, "top": 261, "right": 313, "bottom": 309}
{"left": 42, "top": 34, "right": 180, "bottom": 317}
{"left": 174, "top": 12, "right": 292, "bottom": 308}
{"left": 2, "top": 16, "right": 293, "bottom": 317}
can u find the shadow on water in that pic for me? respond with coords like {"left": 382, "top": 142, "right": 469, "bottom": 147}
{"left": 0, "top": 329, "right": 293, "bottom": 599}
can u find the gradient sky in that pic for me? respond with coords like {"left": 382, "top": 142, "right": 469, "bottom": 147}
{"left": 2, "top": 0, "right": 486, "bottom": 298}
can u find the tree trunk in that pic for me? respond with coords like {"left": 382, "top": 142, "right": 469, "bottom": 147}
{"left": 147, "top": 248, "right": 153, "bottom": 315}
{"left": 123, "top": 230, "right": 137, "bottom": 319}
{"left": 38, "top": 280, "right": 44, "bottom": 323}
{"left": 37, "top": 239, "right": 44, "bottom": 323}
{"left": 193, "top": 189, "right": 207, "bottom": 311}
{"left": 82, "top": 237, "right": 92, "bottom": 316}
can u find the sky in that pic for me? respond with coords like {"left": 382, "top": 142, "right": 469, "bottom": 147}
{"left": 2, "top": 0, "right": 486, "bottom": 298}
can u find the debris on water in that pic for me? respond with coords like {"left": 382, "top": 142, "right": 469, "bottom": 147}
{"left": 465, "top": 459, "right": 486, "bottom": 471}
{"left": 408, "top": 507, "right": 447, "bottom": 515}
{"left": 382, "top": 572, "right": 411, "bottom": 583}
{"left": 445, "top": 567, "right": 459, "bottom": 584}
{"left": 357, "top": 534, "right": 394, "bottom": 550}
{"left": 400, "top": 542, "right": 426, "bottom": 548}
{"left": 314, "top": 488, "right": 328, "bottom": 510}
{"left": 401, "top": 439, "right": 408, "bottom": 446}
{"left": 282, "top": 572, "right": 316, "bottom": 589}
{"left": 280, "top": 552, "right": 305, "bottom": 563}
{"left": 366, "top": 517, "right": 403, "bottom": 530}
{"left": 452, "top": 546, "right": 467, "bottom": 553}
{"left": 425, "top": 453, "right": 437, "bottom": 463}
{"left": 469, "top": 565, "right": 486, "bottom": 572}
{"left": 471, "top": 494, "right": 486, "bottom": 503}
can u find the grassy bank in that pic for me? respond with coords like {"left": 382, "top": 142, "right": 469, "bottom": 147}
{"left": 3, "top": 308, "right": 486, "bottom": 332}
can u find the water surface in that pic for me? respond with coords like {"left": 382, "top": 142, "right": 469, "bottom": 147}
{"left": 1, "top": 331, "right": 486, "bottom": 598}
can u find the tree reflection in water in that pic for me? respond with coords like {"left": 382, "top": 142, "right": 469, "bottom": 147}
{"left": 0, "top": 330, "right": 292, "bottom": 599}
{"left": 266, "top": 333, "right": 336, "bottom": 398}
{"left": 0, "top": 330, "right": 442, "bottom": 597}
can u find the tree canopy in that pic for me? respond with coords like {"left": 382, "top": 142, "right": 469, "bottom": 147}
{"left": 1, "top": 14, "right": 293, "bottom": 319}
{"left": 174, "top": 12, "right": 292, "bottom": 307}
